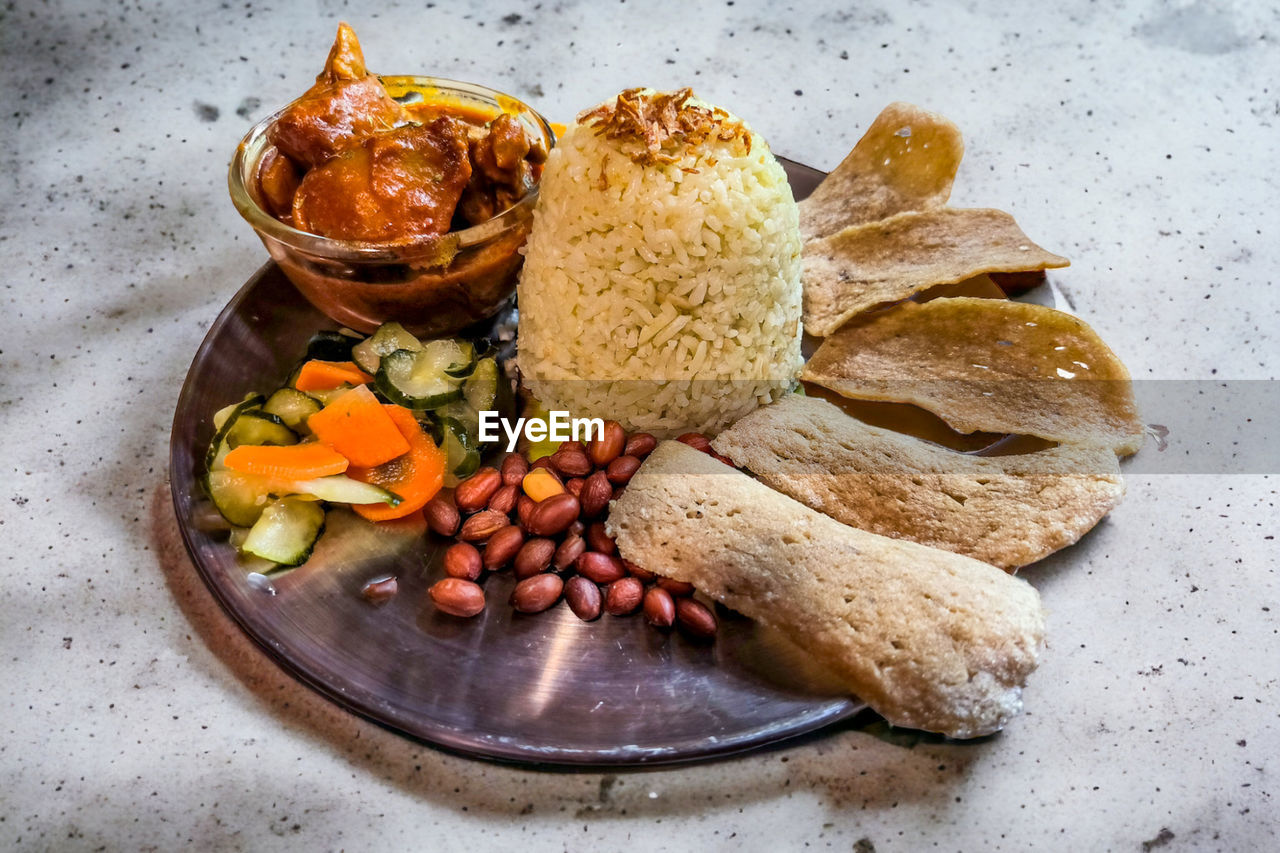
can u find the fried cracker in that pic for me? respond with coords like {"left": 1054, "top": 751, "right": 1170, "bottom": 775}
{"left": 801, "top": 298, "right": 1144, "bottom": 455}
{"left": 607, "top": 441, "right": 1045, "bottom": 738}
{"left": 712, "top": 394, "right": 1125, "bottom": 570}
{"left": 802, "top": 208, "right": 1070, "bottom": 336}
{"left": 798, "top": 102, "right": 964, "bottom": 240}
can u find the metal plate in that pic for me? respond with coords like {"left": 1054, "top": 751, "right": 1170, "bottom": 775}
{"left": 169, "top": 157, "right": 863, "bottom": 768}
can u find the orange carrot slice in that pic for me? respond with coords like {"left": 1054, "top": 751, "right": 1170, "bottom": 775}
{"left": 294, "top": 360, "right": 373, "bottom": 392}
{"left": 307, "top": 384, "right": 410, "bottom": 467}
{"left": 223, "top": 442, "right": 349, "bottom": 479}
{"left": 349, "top": 405, "right": 446, "bottom": 522}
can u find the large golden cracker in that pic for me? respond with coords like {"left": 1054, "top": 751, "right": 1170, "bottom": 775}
{"left": 798, "top": 102, "right": 964, "bottom": 240}
{"left": 713, "top": 394, "right": 1125, "bottom": 570}
{"left": 801, "top": 297, "right": 1144, "bottom": 455}
{"left": 802, "top": 208, "right": 1070, "bottom": 336}
{"left": 607, "top": 441, "right": 1044, "bottom": 739}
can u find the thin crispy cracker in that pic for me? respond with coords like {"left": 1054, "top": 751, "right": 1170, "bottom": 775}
{"left": 802, "top": 208, "right": 1070, "bottom": 336}
{"left": 799, "top": 102, "right": 964, "bottom": 240}
{"left": 713, "top": 394, "right": 1125, "bottom": 570}
{"left": 801, "top": 297, "right": 1144, "bottom": 455}
{"left": 607, "top": 441, "right": 1045, "bottom": 738}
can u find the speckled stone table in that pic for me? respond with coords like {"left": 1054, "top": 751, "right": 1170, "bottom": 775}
{"left": 2, "top": 1, "right": 1276, "bottom": 850}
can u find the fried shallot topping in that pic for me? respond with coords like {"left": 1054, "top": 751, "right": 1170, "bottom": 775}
{"left": 577, "top": 88, "right": 752, "bottom": 166}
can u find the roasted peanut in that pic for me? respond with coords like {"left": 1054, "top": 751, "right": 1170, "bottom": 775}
{"left": 529, "top": 455, "right": 556, "bottom": 472}
{"left": 604, "top": 577, "right": 643, "bottom": 616}
{"left": 525, "top": 493, "right": 581, "bottom": 536}
{"left": 605, "top": 454, "right": 641, "bottom": 485}
{"left": 487, "top": 483, "right": 519, "bottom": 515}
{"left": 586, "top": 522, "right": 615, "bottom": 556}
{"left": 559, "top": 440, "right": 586, "bottom": 454}
{"left": 624, "top": 432, "right": 657, "bottom": 458}
{"left": 500, "top": 453, "right": 530, "bottom": 487}
{"left": 553, "top": 534, "right": 586, "bottom": 571}
{"left": 551, "top": 448, "right": 592, "bottom": 478}
{"left": 424, "top": 495, "right": 460, "bottom": 537}
{"left": 622, "top": 558, "right": 655, "bottom": 582}
{"left": 482, "top": 525, "right": 525, "bottom": 570}
{"left": 522, "top": 467, "right": 565, "bottom": 503}
{"left": 709, "top": 451, "right": 735, "bottom": 467}
{"left": 511, "top": 573, "right": 563, "bottom": 613}
{"left": 516, "top": 494, "right": 537, "bottom": 528}
{"left": 443, "top": 542, "right": 483, "bottom": 580}
{"left": 675, "top": 598, "right": 717, "bottom": 640}
{"left": 587, "top": 420, "right": 625, "bottom": 467}
{"left": 568, "top": 519, "right": 585, "bottom": 537}
{"left": 675, "top": 433, "right": 712, "bottom": 453}
{"left": 513, "top": 537, "right": 556, "bottom": 579}
{"left": 576, "top": 551, "right": 626, "bottom": 584}
{"left": 565, "top": 477, "right": 585, "bottom": 498}
{"left": 454, "top": 467, "right": 502, "bottom": 512}
{"left": 643, "top": 586, "right": 676, "bottom": 628}
{"left": 361, "top": 575, "right": 399, "bottom": 604}
{"left": 564, "top": 576, "right": 602, "bottom": 621}
{"left": 579, "top": 470, "right": 612, "bottom": 518}
{"left": 430, "top": 578, "right": 485, "bottom": 617}
{"left": 459, "top": 509, "right": 509, "bottom": 542}
{"left": 657, "top": 577, "right": 696, "bottom": 596}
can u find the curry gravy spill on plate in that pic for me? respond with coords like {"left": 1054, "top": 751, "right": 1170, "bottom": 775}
{"left": 801, "top": 297, "right": 1146, "bottom": 455}
{"left": 801, "top": 208, "right": 1070, "bottom": 337}
{"left": 798, "top": 101, "right": 964, "bottom": 241}
{"left": 712, "top": 394, "right": 1125, "bottom": 571}
{"left": 607, "top": 441, "right": 1046, "bottom": 739}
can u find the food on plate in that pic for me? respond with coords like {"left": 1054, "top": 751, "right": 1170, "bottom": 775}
{"left": 796, "top": 101, "right": 1068, "bottom": 336}
{"left": 607, "top": 441, "right": 1045, "bottom": 738}
{"left": 422, "top": 422, "right": 728, "bottom": 636}
{"left": 712, "top": 394, "right": 1125, "bottom": 570}
{"left": 201, "top": 324, "right": 513, "bottom": 568}
{"left": 802, "top": 208, "right": 1070, "bottom": 336}
{"left": 801, "top": 297, "right": 1145, "bottom": 455}
{"left": 516, "top": 88, "right": 802, "bottom": 436}
{"left": 257, "top": 23, "right": 546, "bottom": 242}
{"left": 798, "top": 101, "right": 964, "bottom": 241}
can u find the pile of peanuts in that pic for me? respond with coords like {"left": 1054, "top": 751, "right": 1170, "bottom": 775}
{"left": 423, "top": 425, "right": 728, "bottom": 640}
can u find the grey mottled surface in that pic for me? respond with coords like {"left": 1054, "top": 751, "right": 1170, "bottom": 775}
{"left": 1, "top": 0, "right": 1276, "bottom": 850}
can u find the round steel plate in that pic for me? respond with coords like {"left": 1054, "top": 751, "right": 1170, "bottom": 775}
{"left": 169, "top": 158, "right": 862, "bottom": 768}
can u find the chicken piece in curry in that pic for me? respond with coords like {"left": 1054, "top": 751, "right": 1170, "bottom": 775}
{"left": 256, "top": 23, "right": 546, "bottom": 242}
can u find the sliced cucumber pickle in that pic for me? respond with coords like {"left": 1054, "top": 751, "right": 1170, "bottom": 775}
{"left": 463, "top": 356, "right": 500, "bottom": 413}
{"left": 262, "top": 388, "right": 322, "bottom": 434}
{"left": 352, "top": 321, "right": 424, "bottom": 375}
{"left": 241, "top": 497, "right": 325, "bottom": 567}
{"left": 375, "top": 345, "right": 466, "bottom": 409}
{"left": 439, "top": 416, "right": 481, "bottom": 487}
{"left": 305, "top": 330, "right": 360, "bottom": 363}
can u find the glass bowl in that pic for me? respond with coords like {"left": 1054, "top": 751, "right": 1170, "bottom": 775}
{"left": 228, "top": 76, "right": 555, "bottom": 337}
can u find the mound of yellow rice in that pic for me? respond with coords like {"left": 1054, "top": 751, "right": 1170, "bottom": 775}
{"left": 516, "top": 88, "right": 802, "bottom": 436}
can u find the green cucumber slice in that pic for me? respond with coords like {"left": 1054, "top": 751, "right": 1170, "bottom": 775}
{"left": 207, "top": 469, "right": 275, "bottom": 527}
{"left": 352, "top": 321, "right": 424, "bottom": 375}
{"left": 242, "top": 497, "right": 325, "bottom": 566}
{"left": 305, "top": 330, "right": 360, "bottom": 363}
{"left": 204, "top": 395, "right": 269, "bottom": 472}
{"left": 206, "top": 470, "right": 400, "bottom": 528}
{"left": 290, "top": 475, "right": 401, "bottom": 506}
{"left": 208, "top": 410, "right": 298, "bottom": 471}
{"left": 261, "top": 388, "right": 322, "bottom": 434}
{"left": 444, "top": 339, "right": 477, "bottom": 378}
{"left": 439, "top": 416, "right": 481, "bottom": 487}
{"left": 462, "top": 356, "right": 499, "bottom": 413}
{"left": 375, "top": 346, "right": 466, "bottom": 409}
